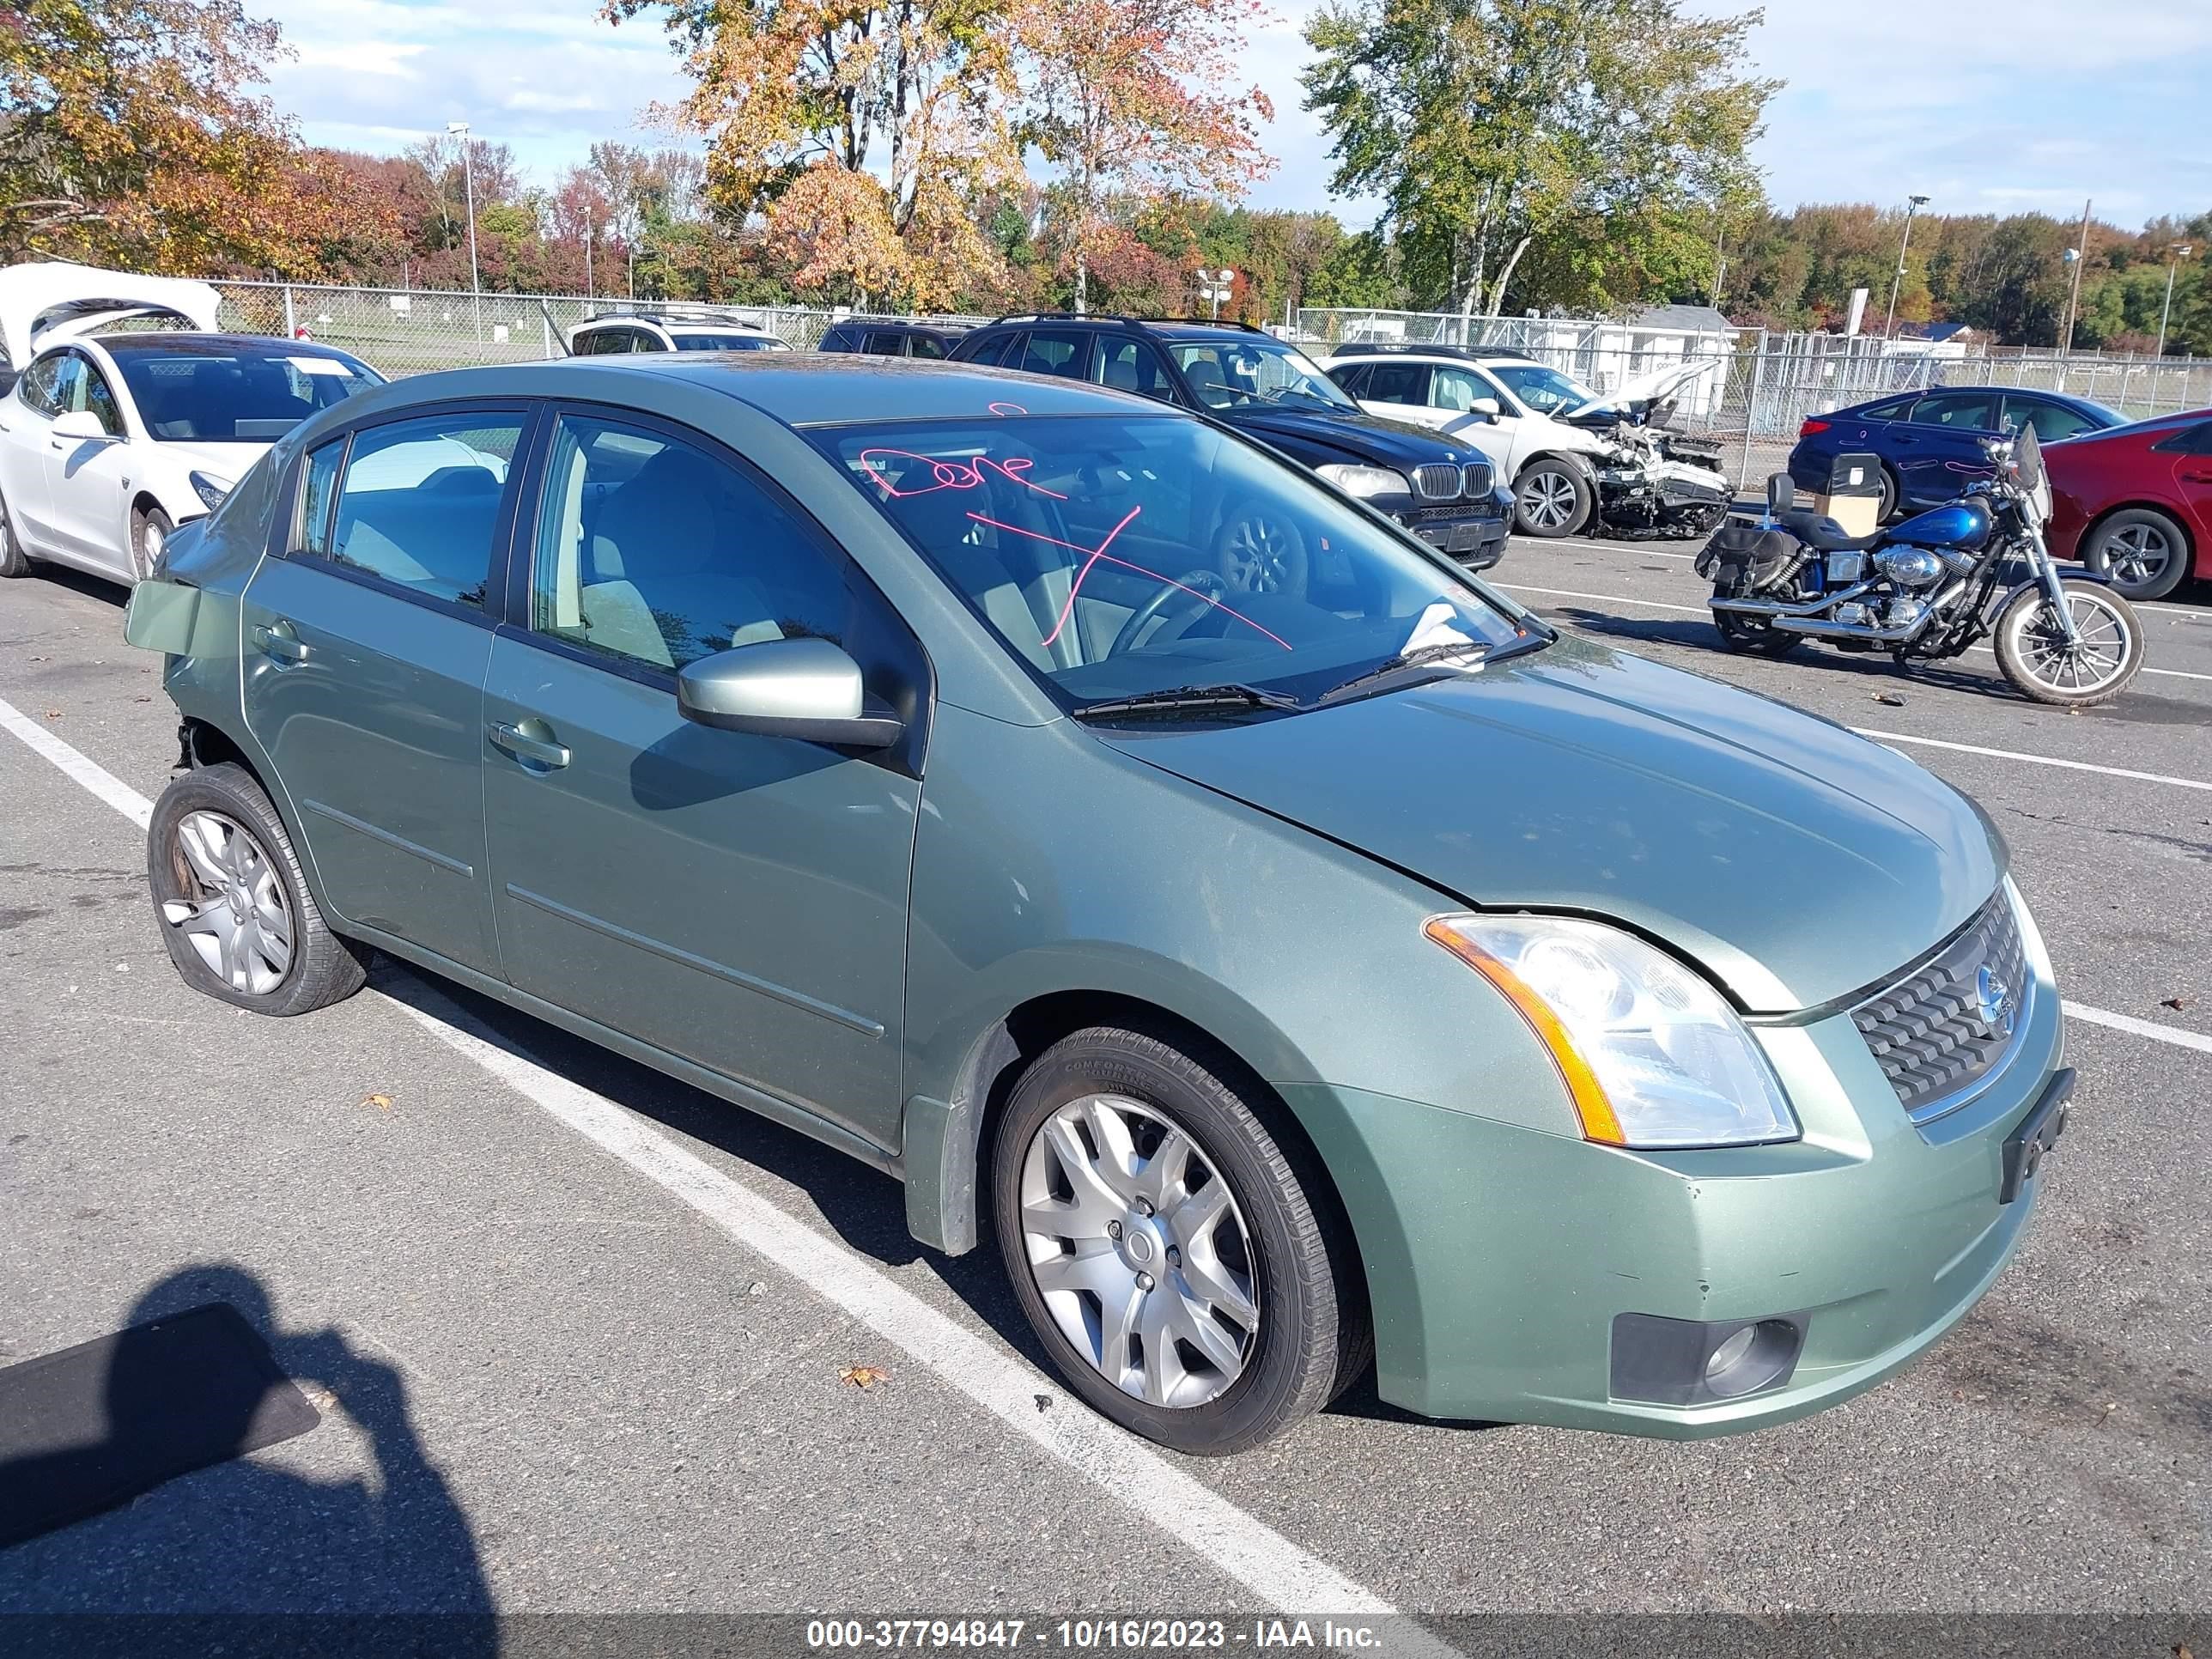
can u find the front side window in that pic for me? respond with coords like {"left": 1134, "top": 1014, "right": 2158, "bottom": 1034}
{"left": 1169, "top": 339, "right": 1358, "bottom": 414}
{"left": 17, "top": 354, "right": 64, "bottom": 416}
{"left": 1430, "top": 366, "right": 1497, "bottom": 415}
{"left": 320, "top": 412, "right": 524, "bottom": 607}
{"left": 111, "top": 346, "right": 381, "bottom": 441}
{"left": 530, "top": 414, "right": 853, "bottom": 672}
{"left": 2003, "top": 398, "right": 2105, "bottom": 442}
{"left": 669, "top": 331, "right": 787, "bottom": 351}
{"left": 815, "top": 414, "right": 1528, "bottom": 711}
{"left": 1488, "top": 363, "right": 1595, "bottom": 416}
{"left": 70, "top": 354, "right": 125, "bottom": 434}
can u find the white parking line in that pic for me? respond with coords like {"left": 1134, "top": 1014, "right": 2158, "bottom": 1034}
{"left": 2064, "top": 1000, "right": 2212, "bottom": 1056}
{"left": 1852, "top": 728, "right": 2212, "bottom": 794}
{"left": 1496, "top": 580, "right": 2212, "bottom": 684}
{"left": 0, "top": 696, "right": 1410, "bottom": 1623}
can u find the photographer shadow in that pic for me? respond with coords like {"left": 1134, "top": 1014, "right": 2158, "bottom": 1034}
{"left": 0, "top": 1264, "right": 493, "bottom": 1656}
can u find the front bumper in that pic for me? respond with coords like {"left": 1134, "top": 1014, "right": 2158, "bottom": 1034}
{"left": 1281, "top": 944, "right": 2066, "bottom": 1436}
{"left": 1397, "top": 500, "right": 1510, "bottom": 568}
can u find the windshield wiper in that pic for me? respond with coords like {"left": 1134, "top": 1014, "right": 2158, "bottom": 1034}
{"left": 1315, "top": 629, "right": 1554, "bottom": 708}
{"left": 1072, "top": 683, "right": 1305, "bottom": 722}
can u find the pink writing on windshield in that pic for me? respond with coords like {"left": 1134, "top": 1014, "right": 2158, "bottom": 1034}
{"left": 859, "top": 448, "right": 1067, "bottom": 501}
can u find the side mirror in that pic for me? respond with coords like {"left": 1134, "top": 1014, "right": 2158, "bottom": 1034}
{"left": 51, "top": 410, "right": 112, "bottom": 442}
{"left": 1766, "top": 472, "right": 1796, "bottom": 515}
{"left": 1469, "top": 397, "right": 1501, "bottom": 421}
{"left": 676, "top": 637, "right": 903, "bottom": 749}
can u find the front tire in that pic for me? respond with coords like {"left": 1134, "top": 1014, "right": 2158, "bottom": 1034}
{"left": 1713, "top": 611, "right": 1801, "bottom": 657}
{"left": 2081, "top": 508, "right": 2190, "bottom": 601}
{"left": 149, "top": 762, "right": 369, "bottom": 1015}
{"left": 131, "top": 504, "right": 173, "bottom": 583}
{"left": 1993, "top": 579, "right": 2144, "bottom": 707}
{"left": 1512, "top": 459, "right": 1592, "bottom": 538}
{"left": 992, "top": 1026, "right": 1360, "bottom": 1455}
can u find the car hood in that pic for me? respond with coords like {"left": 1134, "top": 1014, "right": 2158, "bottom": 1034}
{"left": 1223, "top": 404, "right": 1488, "bottom": 468}
{"left": 1566, "top": 359, "right": 1721, "bottom": 419}
{"left": 1095, "top": 639, "right": 2001, "bottom": 1012}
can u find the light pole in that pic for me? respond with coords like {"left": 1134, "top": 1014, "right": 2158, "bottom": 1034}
{"left": 1883, "top": 193, "right": 1929, "bottom": 341}
{"left": 447, "top": 120, "right": 482, "bottom": 340}
{"left": 2155, "top": 241, "right": 2194, "bottom": 358}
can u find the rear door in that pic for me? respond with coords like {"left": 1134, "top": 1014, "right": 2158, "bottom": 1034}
{"left": 1351, "top": 359, "right": 1437, "bottom": 426}
{"left": 1892, "top": 389, "right": 2001, "bottom": 507}
{"left": 0, "top": 355, "right": 61, "bottom": 550}
{"left": 240, "top": 403, "right": 532, "bottom": 975}
{"left": 2155, "top": 420, "right": 2212, "bottom": 554}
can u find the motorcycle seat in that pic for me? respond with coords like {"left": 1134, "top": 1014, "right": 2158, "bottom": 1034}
{"left": 1778, "top": 508, "right": 1883, "bottom": 552}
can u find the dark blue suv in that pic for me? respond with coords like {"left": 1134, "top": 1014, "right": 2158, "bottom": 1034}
{"left": 1788, "top": 386, "right": 2123, "bottom": 520}
{"left": 949, "top": 316, "right": 1513, "bottom": 569}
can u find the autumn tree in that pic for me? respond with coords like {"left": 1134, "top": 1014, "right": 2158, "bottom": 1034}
{"left": 0, "top": 0, "right": 399, "bottom": 273}
{"left": 1303, "top": 0, "right": 1773, "bottom": 320}
{"left": 763, "top": 161, "right": 911, "bottom": 306}
{"left": 1012, "top": 0, "right": 1273, "bottom": 310}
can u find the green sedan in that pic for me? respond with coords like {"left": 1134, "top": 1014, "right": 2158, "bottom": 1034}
{"left": 123, "top": 353, "right": 2072, "bottom": 1455}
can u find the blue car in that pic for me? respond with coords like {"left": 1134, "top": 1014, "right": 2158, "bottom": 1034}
{"left": 1788, "top": 386, "right": 2124, "bottom": 520}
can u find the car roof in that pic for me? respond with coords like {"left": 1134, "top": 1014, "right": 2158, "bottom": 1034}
{"left": 386, "top": 352, "right": 1162, "bottom": 428}
{"left": 86, "top": 331, "right": 364, "bottom": 362}
{"left": 1328, "top": 347, "right": 1531, "bottom": 367}
{"left": 576, "top": 315, "right": 770, "bottom": 333}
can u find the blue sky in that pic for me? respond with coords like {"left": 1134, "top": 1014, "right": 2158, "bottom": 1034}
{"left": 252, "top": 0, "right": 2212, "bottom": 227}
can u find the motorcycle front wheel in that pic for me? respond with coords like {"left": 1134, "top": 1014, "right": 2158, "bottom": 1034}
{"left": 1994, "top": 579, "right": 2144, "bottom": 707}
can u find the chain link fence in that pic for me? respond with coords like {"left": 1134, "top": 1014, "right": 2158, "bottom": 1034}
{"left": 1293, "top": 307, "right": 2212, "bottom": 493}
{"left": 212, "top": 280, "right": 993, "bottom": 376}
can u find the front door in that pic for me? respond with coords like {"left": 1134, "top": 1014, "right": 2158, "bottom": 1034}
{"left": 42, "top": 349, "right": 135, "bottom": 576}
{"left": 481, "top": 410, "right": 923, "bottom": 1151}
{"left": 240, "top": 404, "right": 531, "bottom": 975}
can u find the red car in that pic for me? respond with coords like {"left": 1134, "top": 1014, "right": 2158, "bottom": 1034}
{"left": 2046, "top": 410, "right": 2212, "bottom": 600}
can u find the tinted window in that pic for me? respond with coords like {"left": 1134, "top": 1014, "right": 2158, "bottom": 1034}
{"left": 817, "top": 415, "right": 1525, "bottom": 708}
{"left": 1908, "top": 392, "right": 1998, "bottom": 430}
{"left": 1091, "top": 338, "right": 1171, "bottom": 399}
{"left": 910, "top": 333, "right": 949, "bottom": 360}
{"left": 865, "top": 331, "right": 910, "bottom": 356}
{"left": 529, "top": 414, "right": 854, "bottom": 672}
{"left": 50, "top": 353, "right": 125, "bottom": 435}
{"left": 1328, "top": 363, "right": 1370, "bottom": 398}
{"left": 1015, "top": 330, "right": 1091, "bottom": 379}
{"left": 1360, "top": 362, "right": 1430, "bottom": 404}
{"left": 2151, "top": 422, "right": 2212, "bottom": 456}
{"left": 965, "top": 332, "right": 1022, "bottom": 368}
{"left": 323, "top": 412, "right": 523, "bottom": 607}
{"left": 669, "top": 331, "right": 786, "bottom": 351}
{"left": 1858, "top": 396, "right": 1917, "bottom": 420}
{"left": 2003, "top": 397, "right": 2104, "bottom": 442}
{"left": 17, "top": 354, "right": 63, "bottom": 416}
{"left": 111, "top": 346, "right": 380, "bottom": 441}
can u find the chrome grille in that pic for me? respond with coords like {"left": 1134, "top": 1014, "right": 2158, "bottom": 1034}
{"left": 1411, "top": 463, "right": 1464, "bottom": 501}
{"left": 1850, "top": 892, "right": 2029, "bottom": 1121}
{"left": 1461, "top": 459, "right": 1493, "bottom": 497}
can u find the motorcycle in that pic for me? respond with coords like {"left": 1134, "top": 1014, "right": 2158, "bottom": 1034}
{"left": 1696, "top": 423, "right": 2145, "bottom": 707}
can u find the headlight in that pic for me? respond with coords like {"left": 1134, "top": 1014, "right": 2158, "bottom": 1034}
{"left": 1316, "top": 463, "right": 1411, "bottom": 500}
{"left": 1425, "top": 914, "right": 1797, "bottom": 1148}
{"left": 188, "top": 471, "right": 233, "bottom": 512}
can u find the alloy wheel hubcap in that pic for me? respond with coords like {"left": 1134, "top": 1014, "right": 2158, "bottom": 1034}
{"left": 2107, "top": 525, "right": 2172, "bottom": 586}
{"left": 1019, "top": 1094, "right": 1260, "bottom": 1408}
{"left": 161, "top": 810, "right": 293, "bottom": 994}
{"left": 1223, "top": 519, "right": 1292, "bottom": 591}
{"left": 2014, "top": 593, "right": 2131, "bottom": 693}
{"left": 1521, "top": 473, "right": 1575, "bottom": 529}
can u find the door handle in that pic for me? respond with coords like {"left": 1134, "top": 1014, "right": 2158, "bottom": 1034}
{"left": 2181, "top": 471, "right": 2212, "bottom": 484}
{"left": 487, "top": 719, "right": 570, "bottom": 770}
{"left": 250, "top": 621, "right": 310, "bottom": 664}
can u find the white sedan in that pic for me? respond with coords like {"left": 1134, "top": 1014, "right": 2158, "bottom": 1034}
{"left": 0, "top": 264, "right": 383, "bottom": 584}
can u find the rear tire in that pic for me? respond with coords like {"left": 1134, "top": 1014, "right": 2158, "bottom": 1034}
{"left": 1875, "top": 465, "right": 1900, "bottom": 525}
{"left": 2081, "top": 508, "right": 2190, "bottom": 601}
{"left": 1512, "top": 459, "right": 1592, "bottom": 538}
{"left": 992, "top": 1025, "right": 1360, "bottom": 1455}
{"left": 148, "top": 761, "right": 370, "bottom": 1015}
{"left": 1993, "top": 579, "right": 2144, "bottom": 707}
{"left": 1713, "top": 611, "right": 1802, "bottom": 657}
{"left": 0, "top": 485, "right": 31, "bottom": 578}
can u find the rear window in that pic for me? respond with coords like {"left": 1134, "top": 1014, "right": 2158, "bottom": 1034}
{"left": 113, "top": 348, "right": 383, "bottom": 441}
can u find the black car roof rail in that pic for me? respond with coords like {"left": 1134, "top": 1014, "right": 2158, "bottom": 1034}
{"left": 1327, "top": 342, "right": 1534, "bottom": 362}
{"left": 984, "top": 313, "right": 1270, "bottom": 335}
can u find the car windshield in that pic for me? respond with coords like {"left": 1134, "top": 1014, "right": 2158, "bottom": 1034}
{"left": 1169, "top": 339, "right": 1359, "bottom": 414}
{"left": 1491, "top": 363, "right": 1598, "bottom": 416}
{"left": 110, "top": 345, "right": 383, "bottom": 441}
{"left": 813, "top": 414, "right": 1531, "bottom": 713}
{"left": 670, "top": 332, "right": 787, "bottom": 351}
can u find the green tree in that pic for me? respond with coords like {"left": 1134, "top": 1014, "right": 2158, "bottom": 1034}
{"left": 1301, "top": 0, "right": 1774, "bottom": 319}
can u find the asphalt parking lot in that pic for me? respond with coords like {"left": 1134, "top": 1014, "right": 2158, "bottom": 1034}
{"left": 2, "top": 538, "right": 2209, "bottom": 1635}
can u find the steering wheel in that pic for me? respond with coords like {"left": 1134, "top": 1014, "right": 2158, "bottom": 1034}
{"left": 1109, "top": 568, "right": 1228, "bottom": 658}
